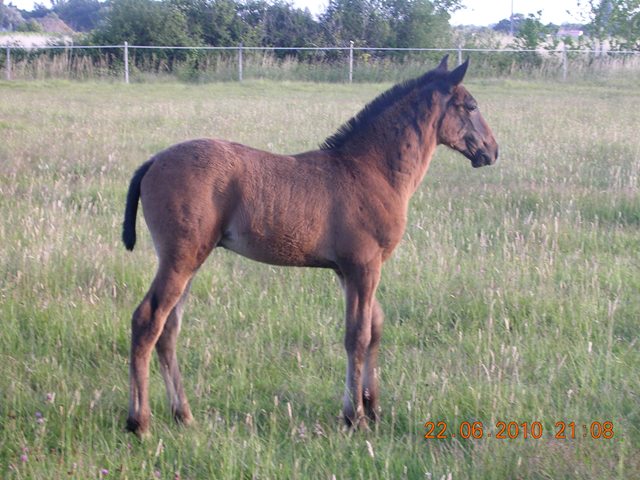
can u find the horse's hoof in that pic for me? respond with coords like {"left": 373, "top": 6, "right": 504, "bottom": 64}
{"left": 343, "top": 413, "right": 370, "bottom": 432}
{"left": 126, "top": 417, "right": 151, "bottom": 439}
{"left": 364, "top": 405, "right": 380, "bottom": 423}
{"left": 173, "top": 410, "right": 194, "bottom": 426}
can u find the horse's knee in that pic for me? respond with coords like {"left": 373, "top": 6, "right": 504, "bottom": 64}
{"left": 370, "top": 301, "right": 384, "bottom": 344}
{"left": 344, "top": 330, "right": 371, "bottom": 358}
{"left": 131, "top": 296, "right": 167, "bottom": 354}
{"left": 155, "top": 316, "right": 178, "bottom": 352}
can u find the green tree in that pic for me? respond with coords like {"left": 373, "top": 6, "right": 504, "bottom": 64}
{"left": 493, "top": 13, "right": 525, "bottom": 34}
{"left": 248, "top": 2, "right": 324, "bottom": 51}
{"left": 54, "top": 0, "right": 104, "bottom": 31}
{"left": 320, "top": 0, "right": 391, "bottom": 47}
{"left": 584, "top": 0, "right": 640, "bottom": 50}
{"left": 91, "top": 0, "right": 197, "bottom": 72}
{"left": 509, "top": 11, "right": 556, "bottom": 68}
{"left": 387, "top": 0, "right": 452, "bottom": 48}
{"left": 319, "top": 0, "right": 456, "bottom": 48}
{"left": 204, "top": 0, "right": 254, "bottom": 46}
{"left": 0, "top": 2, "right": 25, "bottom": 30}
{"left": 511, "top": 11, "right": 551, "bottom": 51}
{"left": 92, "top": 0, "right": 195, "bottom": 46}
{"left": 169, "top": 0, "right": 260, "bottom": 46}
{"left": 16, "top": 18, "right": 44, "bottom": 32}
{"left": 432, "top": 0, "right": 462, "bottom": 13}
{"left": 87, "top": 0, "right": 463, "bottom": 62}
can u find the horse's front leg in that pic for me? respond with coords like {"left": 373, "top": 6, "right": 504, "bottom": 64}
{"left": 339, "top": 260, "right": 381, "bottom": 429}
{"left": 363, "top": 298, "right": 384, "bottom": 421}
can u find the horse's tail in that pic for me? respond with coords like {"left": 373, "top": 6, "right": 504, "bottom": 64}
{"left": 122, "top": 159, "right": 154, "bottom": 251}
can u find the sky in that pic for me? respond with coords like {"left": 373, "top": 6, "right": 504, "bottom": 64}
{"left": 449, "top": 0, "right": 589, "bottom": 25}
{"left": 290, "top": 0, "right": 590, "bottom": 25}
{"left": 9, "top": 0, "right": 591, "bottom": 27}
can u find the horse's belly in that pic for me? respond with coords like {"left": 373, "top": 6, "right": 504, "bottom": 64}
{"left": 219, "top": 226, "right": 332, "bottom": 268}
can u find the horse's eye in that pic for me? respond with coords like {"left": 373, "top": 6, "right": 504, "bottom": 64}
{"left": 466, "top": 102, "right": 477, "bottom": 112}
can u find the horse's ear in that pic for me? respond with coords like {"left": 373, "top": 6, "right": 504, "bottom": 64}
{"left": 447, "top": 58, "right": 469, "bottom": 86}
{"left": 436, "top": 55, "right": 449, "bottom": 72}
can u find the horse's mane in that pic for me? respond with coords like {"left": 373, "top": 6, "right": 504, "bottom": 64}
{"left": 320, "top": 67, "right": 447, "bottom": 151}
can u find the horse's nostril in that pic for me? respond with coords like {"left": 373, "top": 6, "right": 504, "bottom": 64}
{"left": 495, "top": 145, "right": 499, "bottom": 160}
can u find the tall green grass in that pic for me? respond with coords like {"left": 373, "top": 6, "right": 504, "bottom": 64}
{"left": 0, "top": 78, "right": 638, "bottom": 478}
{"left": 3, "top": 49, "right": 640, "bottom": 83}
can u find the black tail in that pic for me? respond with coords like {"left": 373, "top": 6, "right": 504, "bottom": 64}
{"left": 122, "top": 159, "right": 154, "bottom": 251}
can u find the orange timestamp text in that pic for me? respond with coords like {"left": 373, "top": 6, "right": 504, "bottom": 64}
{"left": 424, "top": 421, "right": 615, "bottom": 440}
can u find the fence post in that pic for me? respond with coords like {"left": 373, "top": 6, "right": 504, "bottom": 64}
{"left": 457, "top": 44, "right": 462, "bottom": 65}
{"left": 238, "top": 43, "right": 243, "bottom": 82}
{"left": 5, "top": 46, "right": 10, "bottom": 81}
{"left": 562, "top": 43, "right": 568, "bottom": 81}
{"left": 348, "top": 40, "right": 354, "bottom": 83}
{"left": 124, "top": 41, "right": 129, "bottom": 84}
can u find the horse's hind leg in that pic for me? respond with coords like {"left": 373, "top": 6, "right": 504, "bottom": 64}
{"left": 127, "top": 265, "right": 194, "bottom": 437}
{"left": 155, "top": 280, "right": 193, "bottom": 426}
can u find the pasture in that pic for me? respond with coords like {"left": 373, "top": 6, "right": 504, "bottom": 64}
{"left": 0, "top": 76, "right": 638, "bottom": 479}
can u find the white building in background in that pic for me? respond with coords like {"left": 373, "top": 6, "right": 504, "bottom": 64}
{"left": 557, "top": 27, "right": 584, "bottom": 40}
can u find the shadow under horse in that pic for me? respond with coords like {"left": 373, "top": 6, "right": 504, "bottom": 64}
{"left": 122, "top": 56, "right": 499, "bottom": 437}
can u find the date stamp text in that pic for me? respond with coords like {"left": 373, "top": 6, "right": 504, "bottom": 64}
{"left": 424, "top": 421, "right": 615, "bottom": 440}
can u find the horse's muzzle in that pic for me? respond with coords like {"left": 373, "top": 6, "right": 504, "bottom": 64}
{"left": 471, "top": 144, "right": 498, "bottom": 168}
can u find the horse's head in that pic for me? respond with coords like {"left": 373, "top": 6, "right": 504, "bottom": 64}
{"left": 435, "top": 57, "right": 498, "bottom": 168}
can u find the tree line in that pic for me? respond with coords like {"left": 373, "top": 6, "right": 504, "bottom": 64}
{"left": 3, "top": 0, "right": 638, "bottom": 51}
{"left": 5, "top": 0, "right": 460, "bottom": 51}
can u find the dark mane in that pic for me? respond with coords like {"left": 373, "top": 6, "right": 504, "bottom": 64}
{"left": 320, "top": 68, "right": 447, "bottom": 151}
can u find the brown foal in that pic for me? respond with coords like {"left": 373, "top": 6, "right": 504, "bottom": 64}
{"left": 122, "top": 56, "right": 498, "bottom": 436}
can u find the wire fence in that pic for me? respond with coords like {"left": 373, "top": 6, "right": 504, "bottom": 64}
{"left": 2, "top": 42, "right": 640, "bottom": 83}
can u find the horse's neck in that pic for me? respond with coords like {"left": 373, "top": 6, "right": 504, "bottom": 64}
{"left": 352, "top": 96, "right": 442, "bottom": 199}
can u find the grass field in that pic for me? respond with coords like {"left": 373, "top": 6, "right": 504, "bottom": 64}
{"left": 0, "top": 76, "right": 639, "bottom": 479}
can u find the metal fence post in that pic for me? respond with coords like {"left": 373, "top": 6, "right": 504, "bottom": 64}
{"left": 123, "top": 41, "right": 129, "bottom": 84}
{"left": 238, "top": 43, "right": 243, "bottom": 82}
{"left": 5, "top": 46, "right": 10, "bottom": 81}
{"left": 349, "top": 40, "right": 354, "bottom": 83}
{"left": 457, "top": 44, "right": 462, "bottom": 65}
{"left": 562, "top": 43, "right": 568, "bottom": 81}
